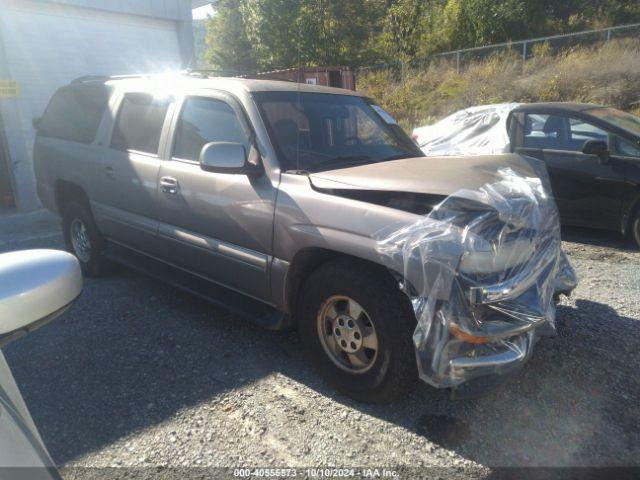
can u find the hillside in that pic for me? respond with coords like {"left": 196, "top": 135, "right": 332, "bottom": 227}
{"left": 357, "top": 38, "right": 640, "bottom": 131}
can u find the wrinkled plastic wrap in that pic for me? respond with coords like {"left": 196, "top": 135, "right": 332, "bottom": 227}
{"left": 413, "top": 104, "right": 520, "bottom": 157}
{"left": 377, "top": 168, "right": 577, "bottom": 388}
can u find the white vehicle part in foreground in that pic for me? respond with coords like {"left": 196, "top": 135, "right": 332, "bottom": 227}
{"left": 377, "top": 168, "right": 577, "bottom": 388}
{"left": 413, "top": 103, "right": 521, "bottom": 157}
{"left": 0, "top": 249, "right": 82, "bottom": 337}
{"left": 0, "top": 249, "right": 81, "bottom": 474}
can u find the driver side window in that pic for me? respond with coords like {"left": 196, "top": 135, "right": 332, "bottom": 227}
{"left": 523, "top": 113, "right": 608, "bottom": 152}
{"left": 173, "top": 97, "right": 250, "bottom": 162}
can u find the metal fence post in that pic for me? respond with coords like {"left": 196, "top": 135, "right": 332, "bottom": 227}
{"left": 456, "top": 50, "right": 461, "bottom": 73}
{"left": 522, "top": 41, "right": 527, "bottom": 62}
{"left": 607, "top": 29, "right": 612, "bottom": 41}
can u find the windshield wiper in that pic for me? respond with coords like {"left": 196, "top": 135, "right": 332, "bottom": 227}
{"left": 310, "top": 155, "right": 373, "bottom": 172}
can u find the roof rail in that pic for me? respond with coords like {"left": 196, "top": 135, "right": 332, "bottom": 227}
{"left": 183, "top": 69, "right": 244, "bottom": 78}
{"left": 70, "top": 75, "right": 109, "bottom": 84}
{"left": 70, "top": 74, "right": 150, "bottom": 84}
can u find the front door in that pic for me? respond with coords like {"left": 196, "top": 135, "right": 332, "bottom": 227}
{"left": 93, "top": 92, "right": 171, "bottom": 253}
{"left": 519, "top": 112, "right": 626, "bottom": 230}
{"left": 156, "top": 94, "right": 276, "bottom": 302}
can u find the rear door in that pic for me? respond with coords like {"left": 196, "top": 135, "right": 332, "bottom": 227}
{"left": 518, "top": 112, "right": 625, "bottom": 229}
{"left": 155, "top": 93, "right": 276, "bottom": 302}
{"left": 93, "top": 92, "right": 172, "bottom": 254}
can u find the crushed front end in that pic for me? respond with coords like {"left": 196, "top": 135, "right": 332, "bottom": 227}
{"left": 377, "top": 168, "right": 577, "bottom": 390}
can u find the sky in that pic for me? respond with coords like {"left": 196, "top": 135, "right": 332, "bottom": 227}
{"left": 192, "top": 4, "right": 215, "bottom": 20}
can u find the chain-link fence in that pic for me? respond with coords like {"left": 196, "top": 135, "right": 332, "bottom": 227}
{"left": 355, "top": 22, "right": 640, "bottom": 80}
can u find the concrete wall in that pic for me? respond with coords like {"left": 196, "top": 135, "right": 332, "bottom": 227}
{"left": 0, "top": 0, "right": 195, "bottom": 211}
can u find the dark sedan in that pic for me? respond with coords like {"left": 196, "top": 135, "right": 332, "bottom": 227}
{"left": 414, "top": 103, "right": 640, "bottom": 247}
{"left": 506, "top": 103, "right": 640, "bottom": 247}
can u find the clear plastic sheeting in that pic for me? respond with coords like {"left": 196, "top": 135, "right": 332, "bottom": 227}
{"left": 413, "top": 104, "right": 520, "bottom": 157}
{"left": 376, "top": 168, "right": 577, "bottom": 388}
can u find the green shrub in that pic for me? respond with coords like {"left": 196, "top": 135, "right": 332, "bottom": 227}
{"left": 357, "top": 38, "right": 640, "bottom": 130}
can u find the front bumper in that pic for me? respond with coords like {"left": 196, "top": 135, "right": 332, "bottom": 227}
{"left": 449, "top": 329, "right": 534, "bottom": 382}
{"left": 418, "top": 253, "right": 576, "bottom": 389}
{"left": 377, "top": 167, "right": 578, "bottom": 390}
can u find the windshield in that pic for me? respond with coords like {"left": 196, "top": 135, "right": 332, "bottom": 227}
{"left": 586, "top": 107, "right": 640, "bottom": 137}
{"left": 253, "top": 91, "right": 422, "bottom": 172}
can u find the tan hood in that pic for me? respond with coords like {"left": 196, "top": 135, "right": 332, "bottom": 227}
{"left": 309, "top": 154, "right": 542, "bottom": 196}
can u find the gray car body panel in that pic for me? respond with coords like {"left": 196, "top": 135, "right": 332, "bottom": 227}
{"left": 34, "top": 76, "right": 541, "bottom": 314}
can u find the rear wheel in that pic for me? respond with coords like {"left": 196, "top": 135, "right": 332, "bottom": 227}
{"left": 62, "top": 202, "right": 106, "bottom": 276}
{"left": 298, "top": 259, "right": 417, "bottom": 403}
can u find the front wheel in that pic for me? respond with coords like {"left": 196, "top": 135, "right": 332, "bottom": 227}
{"left": 298, "top": 259, "right": 417, "bottom": 403}
{"left": 632, "top": 209, "right": 640, "bottom": 249}
{"left": 62, "top": 201, "right": 106, "bottom": 277}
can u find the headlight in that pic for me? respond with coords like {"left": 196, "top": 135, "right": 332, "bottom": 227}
{"left": 459, "top": 238, "right": 534, "bottom": 274}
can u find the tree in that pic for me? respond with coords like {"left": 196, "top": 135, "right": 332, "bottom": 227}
{"left": 203, "top": 0, "right": 640, "bottom": 72}
{"left": 205, "top": 0, "right": 257, "bottom": 73}
{"left": 380, "top": 0, "right": 431, "bottom": 61}
{"left": 442, "top": 0, "right": 529, "bottom": 50}
{"left": 243, "top": 0, "right": 302, "bottom": 70}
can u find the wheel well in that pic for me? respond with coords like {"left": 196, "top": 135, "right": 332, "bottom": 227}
{"left": 285, "top": 248, "right": 402, "bottom": 319}
{"left": 623, "top": 190, "right": 640, "bottom": 237}
{"left": 55, "top": 180, "right": 90, "bottom": 213}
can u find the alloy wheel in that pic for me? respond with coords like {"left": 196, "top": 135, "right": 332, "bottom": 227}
{"left": 316, "top": 295, "right": 379, "bottom": 374}
{"left": 70, "top": 218, "right": 92, "bottom": 263}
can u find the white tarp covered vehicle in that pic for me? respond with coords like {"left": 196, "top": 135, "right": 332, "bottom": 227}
{"left": 413, "top": 103, "right": 521, "bottom": 156}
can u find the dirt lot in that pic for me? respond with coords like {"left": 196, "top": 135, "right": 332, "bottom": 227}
{"left": 1, "top": 211, "right": 639, "bottom": 478}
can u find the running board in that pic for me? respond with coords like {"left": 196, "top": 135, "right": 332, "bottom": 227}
{"left": 103, "top": 243, "right": 290, "bottom": 330}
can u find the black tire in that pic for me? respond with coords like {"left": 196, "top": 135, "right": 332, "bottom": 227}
{"left": 632, "top": 208, "right": 640, "bottom": 249}
{"left": 298, "top": 258, "right": 417, "bottom": 403}
{"left": 62, "top": 201, "right": 107, "bottom": 277}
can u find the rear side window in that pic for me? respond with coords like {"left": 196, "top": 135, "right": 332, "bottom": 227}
{"left": 173, "top": 97, "right": 250, "bottom": 162}
{"left": 111, "top": 93, "right": 169, "bottom": 155}
{"left": 39, "top": 85, "right": 111, "bottom": 144}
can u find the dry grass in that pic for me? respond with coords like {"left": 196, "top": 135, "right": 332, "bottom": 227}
{"left": 357, "top": 38, "right": 640, "bottom": 131}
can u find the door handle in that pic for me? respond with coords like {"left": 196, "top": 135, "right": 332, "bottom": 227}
{"left": 160, "top": 176, "right": 179, "bottom": 194}
{"left": 104, "top": 166, "right": 115, "bottom": 179}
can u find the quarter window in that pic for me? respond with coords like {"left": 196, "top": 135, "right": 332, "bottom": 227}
{"left": 111, "top": 93, "right": 169, "bottom": 155}
{"left": 173, "top": 97, "right": 250, "bottom": 162}
{"left": 39, "top": 85, "right": 111, "bottom": 144}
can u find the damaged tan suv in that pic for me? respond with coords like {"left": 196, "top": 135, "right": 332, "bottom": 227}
{"left": 34, "top": 74, "right": 577, "bottom": 402}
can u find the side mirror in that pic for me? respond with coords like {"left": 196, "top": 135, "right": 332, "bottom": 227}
{"left": 582, "top": 139, "right": 609, "bottom": 161}
{"left": 0, "top": 250, "right": 82, "bottom": 347}
{"left": 200, "top": 142, "right": 261, "bottom": 176}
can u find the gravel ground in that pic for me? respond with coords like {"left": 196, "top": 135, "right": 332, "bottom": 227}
{"left": 1, "top": 211, "right": 639, "bottom": 478}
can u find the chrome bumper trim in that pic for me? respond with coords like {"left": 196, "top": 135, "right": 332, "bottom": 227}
{"left": 468, "top": 257, "right": 556, "bottom": 305}
{"left": 449, "top": 331, "right": 533, "bottom": 380}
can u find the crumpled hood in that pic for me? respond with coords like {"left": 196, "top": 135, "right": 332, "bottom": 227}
{"left": 309, "top": 154, "right": 543, "bottom": 196}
